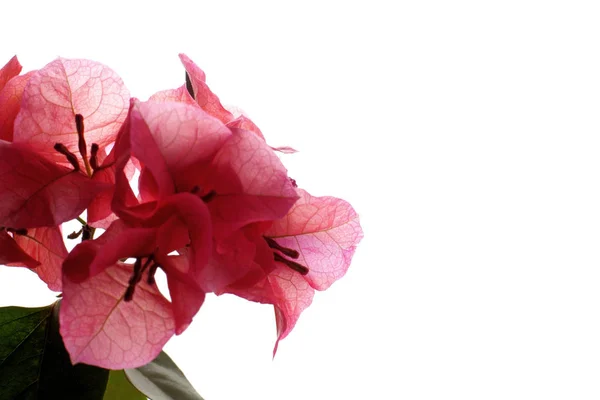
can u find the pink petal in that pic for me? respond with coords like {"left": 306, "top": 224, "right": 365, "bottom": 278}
{"left": 148, "top": 85, "right": 197, "bottom": 105}
{"left": 269, "top": 266, "right": 314, "bottom": 354}
{"left": 133, "top": 100, "right": 231, "bottom": 177}
{"left": 60, "top": 262, "right": 175, "bottom": 369}
{"left": 63, "top": 219, "right": 157, "bottom": 283}
{"left": 163, "top": 255, "right": 206, "bottom": 334}
{"left": 266, "top": 189, "right": 363, "bottom": 290}
{"left": 147, "top": 194, "right": 213, "bottom": 289}
{"left": 14, "top": 226, "right": 67, "bottom": 291}
{"left": 0, "top": 230, "right": 39, "bottom": 269}
{"left": 226, "top": 264, "right": 314, "bottom": 355}
{"left": 204, "top": 128, "right": 299, "bottom": 238}
{"left": 87, "top": 143, "right": 137, "bottom": 229}
{"left": 219, "top": 231, "right": 277, "bottom": 292}
{"left": 226, "top": 114, "right": 265, "bottom": 141}
{"left": 179, "top": 54, "right": 234, "bottom": 124}
{"left": 0, "top": 56, "right": 22, "bottom": 92}
{"left": 200, "top": 229, "right": 258, "bottom": 293}
{"left": 0, "top": 72, "right": 33, "bottom": 142}
{"left": 111, "top": 102, "right": 155, "bottom": 223}
{"left": 13, "top": 58, "right": 129, "bottom": 164}
{"left": 0, "top": 142, "right": 110, "bottom": 228}
{"left": 87, "top": 172, "right": 117, "bottom": 229}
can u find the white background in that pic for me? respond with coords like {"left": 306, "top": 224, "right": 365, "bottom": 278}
{"left": 2, "top": 1, "right": 600, "bottom": 399}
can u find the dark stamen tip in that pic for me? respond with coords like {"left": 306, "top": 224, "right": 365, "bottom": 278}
{"left": 67, "top": 229, "right": 82, "bottom": 239}
{"left": 287, "top": 249, "right": 300, "bottom": 259}
{"left": 54, "top": 143, "right": 81, "bottom": 171}
{"left": 75, "top": 114, "right": 85, "bottom": 135}
{"left": 201, "top": 190, "right": 216, "bottom": 203}
{"left": 264, "top": 236, "right": 300, "bottom": 259}
{"left": 90, "top": 143, "right": 99, "bottom": 170}
{"left": 75, "top": 114, "right": 89, "bottom": 163}
{"left": 273, "top": 252, "right": 309, "bottom": 275}
{"left": 124, "top": 285, "right": 135, "bottom": 302}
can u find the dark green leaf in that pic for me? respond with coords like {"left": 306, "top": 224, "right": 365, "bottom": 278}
{"left": 0, "top": 302, "right": 109, "bottom": 399}
{"left": 103, "top": 370, "right": 147, "bottom": 400}
{"left": 125, "top": 351, "right": 204, "bottom": 400}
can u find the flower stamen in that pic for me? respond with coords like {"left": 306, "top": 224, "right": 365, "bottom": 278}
{"left": 273, "top": 252, "right": 309, "bottom": 275}
{"left": 75, "top": 114, "right": 93, "bottom": 177}
{"left": 90, "top": 143, "right": 99, "bottom": 171}
{"left": 264, "top": 236, "right": 299, "bottom": 259}
{"left": 147, "top": 262, "right": 160, "bottom": 285}
{"left": 54, "top": 143, "right": 80, "bottom": 171}
{"left": 124, "top": 256, "right": 155, "bottom": 301}
{"left": 68, "top": 229, "right": 82, "bottom": 239}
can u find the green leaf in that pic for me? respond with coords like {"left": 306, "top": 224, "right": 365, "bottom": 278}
{"left": 0, "top": 302, "right": 109, "bottom": 399}
{"left": 103, "top": 370, "right": 147, "bottom": 400}
{"left": 125, "top": 351, "right": 204, "bottom": 400}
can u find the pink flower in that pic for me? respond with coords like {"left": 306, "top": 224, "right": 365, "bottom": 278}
{"left": 13, "top": 58, "right": 129, "bottom": 168}
{"left": 58, "top": 92, "right": 299, "bottom": 368}
{"left": 223, "top": 188, "right": 363, "bottom": 353}
{"left": 0, "top": 54, "right": 363, "bottom": 369}
{"left": 113, "top": 98, "right": 298, "bottom": 292}
{"left": 0, "top": 57, "right": 129, "bottom": 290}
{"left": 150, "top": 55, "right": 363, "bottom": 352}
{"left": 60, "top": 218, "right": 205, "bottom": 369}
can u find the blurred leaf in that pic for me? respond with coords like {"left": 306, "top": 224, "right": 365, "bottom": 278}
{"left": 125, "top": 351, "right": 204, "bottom": 400}
{"left": 103, "top": 369, "right": 147, "bottom": 400}
{"left": 0, "top": 302, "right": 109, "bottom": 399}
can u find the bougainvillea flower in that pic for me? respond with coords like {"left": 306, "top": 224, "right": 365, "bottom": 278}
{"left": 13, "top": 58, "right": 130, "bottom": 169}
{"left": 0, "top": 57, "right": 129, "bottom": 286}
{"left": 61, "top": 215, "right": 207, "bottom": 368}
{"left": 0, "top": 53, "right": 363, "bottom": 373}
{"left": 0, "top": 57, "right": 131, "bottom": 230}
{"left": 224, "top": 188, "right": 363, "bottom": 353}
{"left": 61, "top": 258, "right": 176, "bottom": 369}
{"left": 266, "top": 189, "right": 363, "bottom": 291}
{"left": 112, "top": 98, "right": 298, "bottom": 292}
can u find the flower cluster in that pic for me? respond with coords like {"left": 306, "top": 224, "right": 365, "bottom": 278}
{"left": 0, "top": 54, "right": 363, "bottom": 369}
